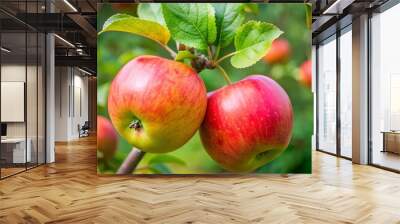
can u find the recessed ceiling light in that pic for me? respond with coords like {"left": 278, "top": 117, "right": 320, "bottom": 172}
{"left": 323, "top": 0, "right": 354, "bottom": 15}
{"left": 63, "top": 0, "right": 78, "bottom": 12}
{"left": 54, "top": 34, "right": 75, "bottom": 48}
{"left": 1, "top": 47, "right": 11, "bottom": 53}
{"left": 78, "top": 67, "right": 92, "bottom": 76}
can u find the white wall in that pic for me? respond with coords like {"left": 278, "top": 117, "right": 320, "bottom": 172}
{"left": 1, "top": 65, "right": 26, "bottom": 137}
{"left": 55, "top": 66, "right": 69, "bottom": 141}
{"left": 71, "top": 73, "right": 89, "bottom": 138}
{"left": 54, "top": 67, "right": 89, "bottom": 141}
{"left": 1, "top": 64, "right": 46, "bottom": 164}
{"left": 1, "top": 65, "right": 37, "bottom": 137}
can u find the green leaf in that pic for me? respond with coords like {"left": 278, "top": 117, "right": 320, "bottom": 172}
{"left": 231, "top": 21, "right": 283, "bottom": 69}
{"left": 243, "top": 3, "right": 259, "bottom": 14}
{"left": 161, "top": 3, "right": 216, "bottom": 50}
{"left": 213, "top": 3, "right": 245, "bottom": 48}
{"left": 305, "top": 3, "right": 312, "bottom": 30}
{"left": 149, "top": 163, "right": 172, "bottom": 174}
{"left": 99, "top": 14, "right": 170, "bottom": 45}
{"left": 175, "top": 50, "right": 196, "bottom": 61}
{"left": 97, "top": 83, "right": 110, "bottom": 108}
{"left": 207, "top": 4, "right": 217, "bottom": 44}
{"left": 137, "top": 3, "right": 165, "bottom": 26}
{"left": 148, "top": 154, "right": 186, "bottom": 166}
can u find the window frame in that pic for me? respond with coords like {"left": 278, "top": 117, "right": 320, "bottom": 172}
{"left": 314, "top": 19, "right": 353, "bottom": 160}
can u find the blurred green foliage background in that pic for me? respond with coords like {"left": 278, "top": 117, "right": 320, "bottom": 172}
{"left": 97, "top": 3, "right": 312, "bottom": 174}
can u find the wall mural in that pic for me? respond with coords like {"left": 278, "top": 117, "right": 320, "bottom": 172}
{"left": 97, "top": 3, "right": 312, "bottom": 174}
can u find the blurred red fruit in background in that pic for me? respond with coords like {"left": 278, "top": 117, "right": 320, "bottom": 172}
{"left": 299, "top": 60, "right": 312, "bottom": 88}
{"left": 97, "top": 116, "right": 118, "bottom": 160}
{"left": 263, "top": 39, "right": 291, "bottom": 65}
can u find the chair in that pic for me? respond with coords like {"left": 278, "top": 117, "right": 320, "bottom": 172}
{"left": 78, "top": 121, "right": 90, "bottom": 138}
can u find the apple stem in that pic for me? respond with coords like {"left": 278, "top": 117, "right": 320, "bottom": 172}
{"left": 214, "top": 45, "right": 221, "bottom": 61}
{"left": 116, "top": 147, "right": 146, "bottom": 174}
{"left": 216, "top": 64, "right": 232, "bottom": 85}
{"left": 215, "top": 51, "right": 236, "bottom": 65}
{"left": 207, "top": 46, "right": 213, "bottom": 60}
{"left": 158, "top": 42, "right": 177, "bottom": 59}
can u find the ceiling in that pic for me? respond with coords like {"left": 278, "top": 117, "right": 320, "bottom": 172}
{"left": 1, "top": 0, "right": 394, "bottom": 74}
{"left": 0, "top": 0, "right": 97, "bottom": 75}
{"left": 311, "top": 0, "right": 390, "bottom": 43}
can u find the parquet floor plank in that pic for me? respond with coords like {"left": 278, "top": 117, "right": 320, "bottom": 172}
{"left": 0, "top": 136, "right": 399, "bottom": 223}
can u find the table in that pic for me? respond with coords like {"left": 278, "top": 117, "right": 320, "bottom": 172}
{"left": 381, "top": 131, "right": 400, "bottom": 154}
{"left": 1, "top": 138, "right": 31, "bottom": 164}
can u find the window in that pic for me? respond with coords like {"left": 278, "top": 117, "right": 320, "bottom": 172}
{"left": 317, "top": 35, "right": 337, "bottom": 154}
{"left": 370, "top": 3, "right": 400, "bottom": 171}
{"left": 0, "top": 1, "right": 47, "bottom": 179}
{"left": 339, "top": 27, "right": 352, "bottom": 158}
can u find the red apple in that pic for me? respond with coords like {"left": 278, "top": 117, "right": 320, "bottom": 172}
{"left": 97, "top": 116, "right": 118, "bottom": 160}
{"left": 108, "top": 55, "right": 207, "bottom": 153}
{"left": 263, "top": 39, "right": 291, "bottom": 65}
{"left": 299, "top": 60, "right": 312, "bottom": 88}
{"left": 200, "top": 75, "right": 293, "bottom": 172}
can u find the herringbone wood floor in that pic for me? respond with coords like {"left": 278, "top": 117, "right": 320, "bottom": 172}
{"left": 1, "top": 136, "right": 400, "bottom": 224}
